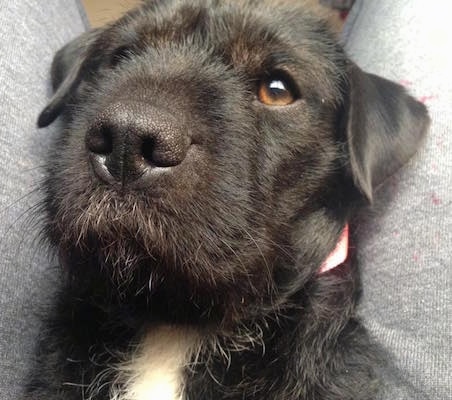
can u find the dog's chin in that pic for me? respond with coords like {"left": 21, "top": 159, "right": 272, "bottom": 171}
{"left": 60, "top": 234, "right": 275, "bottom": 326}
{"left": 55, "top": 195, "right": 192, "bottom": 275}
{"left": 51, "top": 188, "right": 277, "bottom": 325}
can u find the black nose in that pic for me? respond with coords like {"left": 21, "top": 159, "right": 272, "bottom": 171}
{"left": 86, "top": 102, "right": 190, "bottom": 187}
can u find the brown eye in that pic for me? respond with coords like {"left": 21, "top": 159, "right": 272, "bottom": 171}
{"left": 257, "top": 75, "right": 298, "bottom": 106}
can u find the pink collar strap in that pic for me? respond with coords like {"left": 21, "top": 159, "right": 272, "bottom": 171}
{"left": 319, "top": 224, "right": 349, "bottom": 274}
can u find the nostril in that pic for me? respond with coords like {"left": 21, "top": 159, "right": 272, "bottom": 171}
{"left": 141, "top": 136, "right": 187, "bottom": 168}
{"left": 141, "top": 137, "right": 156, "bottom": 166}
{"left": 86, "top": 126, "right": 113, "bottom": 155}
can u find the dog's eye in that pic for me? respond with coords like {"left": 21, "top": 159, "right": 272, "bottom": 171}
{"left": 257, "top": 75, "right": 298, "bottom": 106}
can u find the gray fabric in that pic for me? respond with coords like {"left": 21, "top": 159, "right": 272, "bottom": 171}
{"left": 343, "top": 1, "right": 452, "bottom": 399}
{"left": 0, "top": 1, "right": 88, "bottom": 398}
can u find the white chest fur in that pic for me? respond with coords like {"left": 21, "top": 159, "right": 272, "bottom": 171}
{"left": 110, "top": 326, "right": 200, "bottom": 400}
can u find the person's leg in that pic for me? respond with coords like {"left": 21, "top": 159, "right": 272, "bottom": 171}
{"left": 343, "top": 1, "right": 451, "bottom": 399}
{"left": 0, "top": 1, "right": 88, "bottom": 398}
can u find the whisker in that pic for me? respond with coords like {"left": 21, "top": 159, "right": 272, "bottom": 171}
{"left": 0, "top": 200, "right": 43, "bottom": 255}
{"left": 0, "top": 185, "right": 41, "bottom": 216}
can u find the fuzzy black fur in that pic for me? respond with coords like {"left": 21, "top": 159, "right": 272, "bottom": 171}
{"left": 25, "top": 1, "right": 429, "bottom": 399}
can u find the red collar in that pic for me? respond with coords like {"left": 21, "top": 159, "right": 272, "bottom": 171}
{"left": 319, "top": 224, "right": 349, "bottom": 274}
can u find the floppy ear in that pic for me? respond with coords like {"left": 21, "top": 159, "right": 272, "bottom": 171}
{"left": 343, "top": 63, "right": 430, "bottom": 202}
{"left": 38, "top": 29, "right": 102, "bottom": 128}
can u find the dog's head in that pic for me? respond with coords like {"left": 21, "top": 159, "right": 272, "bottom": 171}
{"left": 38, "top": 0, "right": 428, "bottom": 322}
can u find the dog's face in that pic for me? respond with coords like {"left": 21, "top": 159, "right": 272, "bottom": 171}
{"left": 39, "top": 0, "right": 428, "bottom": 322}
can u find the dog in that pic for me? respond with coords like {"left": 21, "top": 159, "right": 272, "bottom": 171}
{"left": 25, "top": 1, "right": 429, "bottom": 399}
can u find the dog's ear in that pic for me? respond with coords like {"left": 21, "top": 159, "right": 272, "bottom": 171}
{"left": 38, "top": 29, "right": 102, "bottom": 128}
{"left": 343, "top": 63, "right": 430, "bottom": 202}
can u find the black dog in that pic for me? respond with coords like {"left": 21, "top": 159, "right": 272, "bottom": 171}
{"left": 26, "top": 1, "right": 429, "bottom": 399}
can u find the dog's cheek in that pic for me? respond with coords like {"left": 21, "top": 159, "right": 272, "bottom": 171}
{"left": 254, "top": 106, "right": 339, "bottom": 222}
{"left": 42, "top": 127, "right": 95, "bottom": 243}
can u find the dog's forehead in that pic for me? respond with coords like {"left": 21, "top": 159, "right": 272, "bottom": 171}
{"left": 118, "top": 1, "right": 331, "bottom": 61}
{"left": 111, "top": 0, "right": 344, "bottom": 101}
